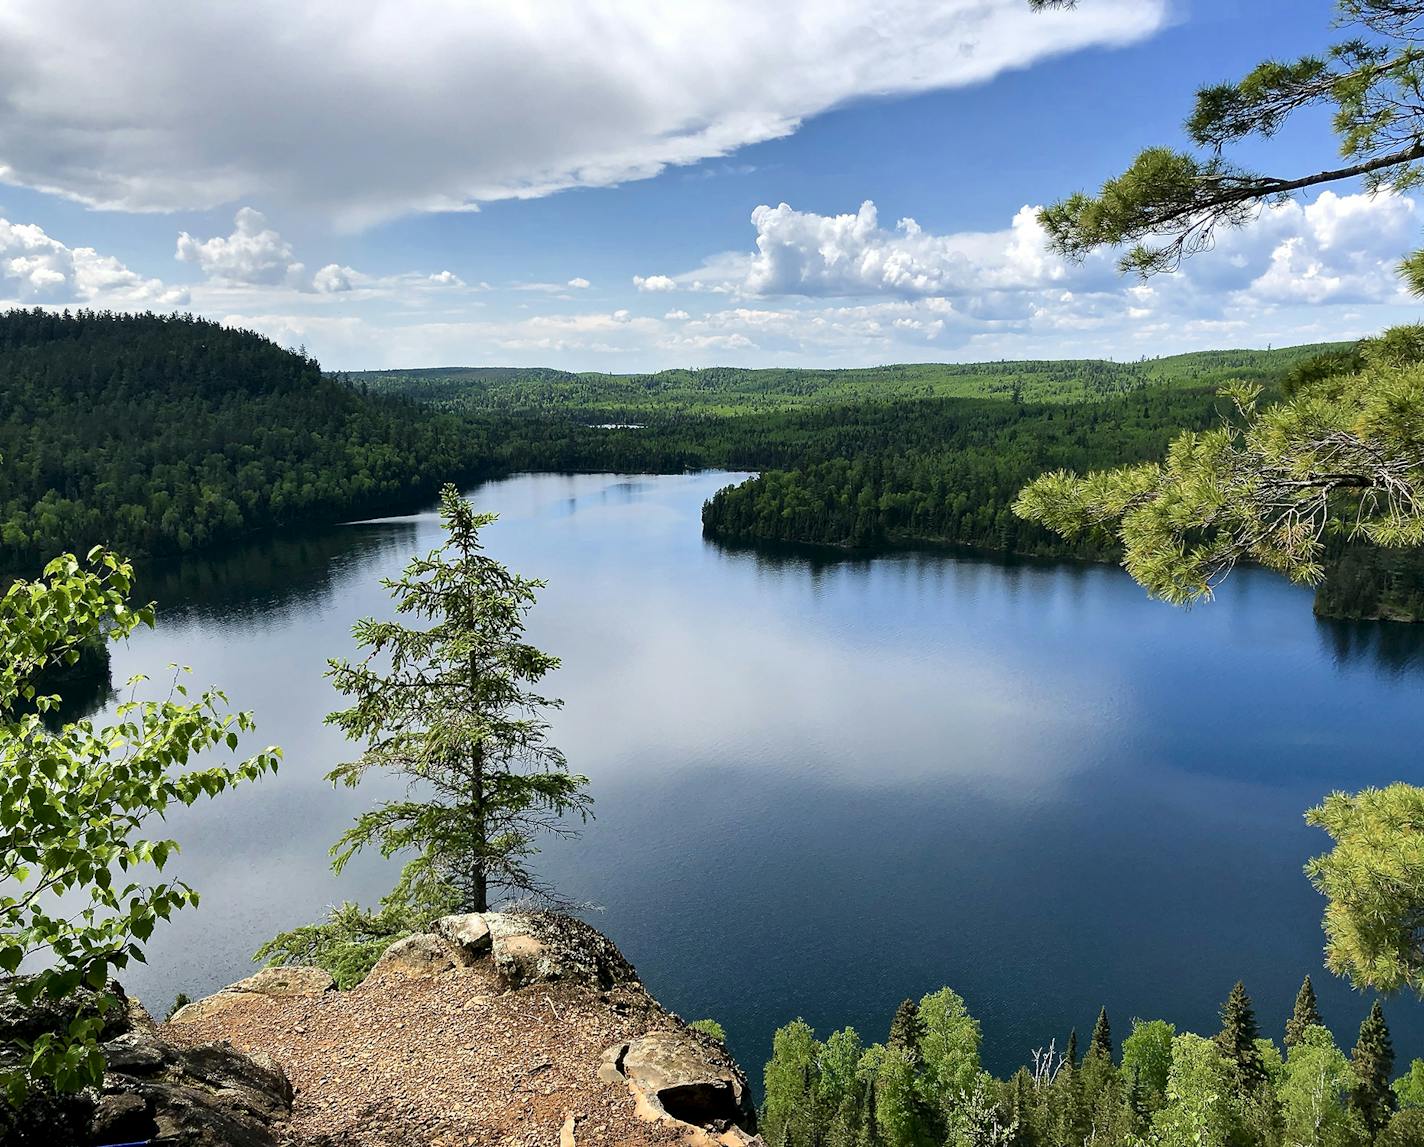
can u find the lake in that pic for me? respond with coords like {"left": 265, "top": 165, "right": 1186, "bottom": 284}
{"left": 104, "top": 470, "right": 1424, "bottom": 1080}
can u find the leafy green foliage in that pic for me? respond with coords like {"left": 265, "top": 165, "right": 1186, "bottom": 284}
{"left": 1307, "top": 784, "right": 1424, "bottom": 995}
{"left": 322, "top": 485, "right": 591, "bottom": 913}
{"left": 759, "top": 986, "right": 1414, "bottom": 1147}
{"left": 0, "top": 547, "right": 278, "bottom": 1100}
{"left": 1122, "top": 1018, "right": 1176, "bottom": 1105}
{"left": 254, "top": 879, "right": 461, "bottom": 989}
{"left": 688, "top": 1018, "right": 727, "bottom": 1042}
{"left": 1280, "top": 1025, "right": 1363, "bottom": 1147}
{"left": 1392, "top": 1058, "right": 1424, "bottom": 1108}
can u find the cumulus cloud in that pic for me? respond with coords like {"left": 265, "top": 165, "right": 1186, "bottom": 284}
{"left": 732, "top": 200, "right": 1087, "bottom": 297}
{"left": 428, "top": 270, "right": 465, "bottom": 287}
{"left": 251, "top": 188, "right": 1408, "bottom": 371}
{"left": 176, "top": 207, "right": 304, "bottom": 286}
{"left": 1, "top": 217, "right": 187, "bottom": 306}
{"left": 634, "top": 274, "right": 678, "bottom": 292}
{"left": 567, "top": 277, "right": 590, "bottom": 289}
{"left": 312, "top": 263, "right": 361, "bottom": 293}
{"left": 1233, "top": 191, "right": 1416, "bottom": 305}
{"left": 641, "top": 191, "right": 1417, "bottom": 323}
{"left": 0, "top": 1, "right": 1167, "bottom": 225}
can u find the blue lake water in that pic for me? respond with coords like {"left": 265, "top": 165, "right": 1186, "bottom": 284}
{"left": 106, "top": 470, "right": 1424, "bottom": 1078}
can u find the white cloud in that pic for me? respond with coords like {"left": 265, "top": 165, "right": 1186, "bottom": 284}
{"left": 1234, "top": 191, "right": 1415, "bottom": 306}
{"left": 741, "top": 199, "right": 1089, "bottom": 297}
{"left": 312, "top": 263, "right": 361, "bottom": 293}
{"left": 176, "top": 207, "right": 304, "bottom": 287}
{"left": 0, "top": 217, "right": 187, "bottom": 306}
{"left": 641, "top": 192, "right": 1417, "bottom": 326}
{"left": 664, "top": 309, "right": 691, "bottom": 320}
{"left": 428, "top": 270, "right": 466, "bottom": 287}
{"left": 0, "top": 1, "right": 1167, "bottom": 225}
{"left": 567, "top": 277, "right": 590, "bottom": 289}
{"left": 634, "top": 274, "right": 678, "bottom": 292}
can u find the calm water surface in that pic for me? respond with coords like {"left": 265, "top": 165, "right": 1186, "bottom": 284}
{"left": 107, "top": 471, "right": 1424, "bottom": 1077}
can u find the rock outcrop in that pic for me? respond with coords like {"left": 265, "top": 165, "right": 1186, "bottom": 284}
{"left": 164, "top": 911, "right": 759, "bottom": 1146}
{"left": 169, "top": 964, "right": 336, "bottom": 1025}
{"left": 0, "top": 979, "right": 294, "bottom": 1147}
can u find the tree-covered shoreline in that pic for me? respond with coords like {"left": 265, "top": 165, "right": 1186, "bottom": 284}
{"left": 758, "top": 979, "right": 1423, "bottom": 1147}
{"left": 1, "top": 307, "right": 1413, "bottom": 621}
{"left": 0, "top": 309, "right": 497, "bottom": 571}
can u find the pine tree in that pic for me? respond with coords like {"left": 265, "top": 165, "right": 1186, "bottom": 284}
{"left": 1065, "top": 1028, "right": 1078, "bottom": 1069}
{"left": 1089, "top": 1007, "right": 1112, "bottom": 1062}
{"left": 1351, "top": 1000, "right": 1398, "bottom": 1138}
{"left": 887, "top": 998, "right": 925, "bottom": 1064}
{"left": 1215, "top": 981, "right": 1267, "bottom": 1094}
{"left": 1284, "top": 976, "right": 1322, "bottom": 1050}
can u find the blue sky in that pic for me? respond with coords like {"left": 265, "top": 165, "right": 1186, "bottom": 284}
{"left": 1, "top": 0, "right": 1419, "bottom": 370}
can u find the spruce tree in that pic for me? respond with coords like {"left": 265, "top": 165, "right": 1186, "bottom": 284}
{"left": 1351, "top": 1000, "right": 1398, "bottom": 1138}
{"left": 1284, "top": 976, "right": 1322, "bottom": 1050}
{"left": 1215, "top": 981, "right": 1267, "bottom": 1094}
{"left": 1089, "top": 1007, "right": 1112, "bottom": 1062}
{"left": 324, "top": 484, "right": 592, "bottom": 912}
{"left": 887, "top": 998, "right": 925, "bottom": 1064}
{"left": 1065, "top": 1028, "right": 1078, "bottom": 1069}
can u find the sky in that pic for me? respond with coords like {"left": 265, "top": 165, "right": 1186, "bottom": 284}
{"left": 1, "top": 0, "right": 1421, "bottom": 371}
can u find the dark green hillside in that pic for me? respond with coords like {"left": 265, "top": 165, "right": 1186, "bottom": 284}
{"left": 0, "top": 309, "right": 491, "bottom": 568}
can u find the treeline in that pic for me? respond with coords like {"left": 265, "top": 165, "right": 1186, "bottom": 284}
{"left": 698, "top": 388, "right": 1226, "bottom": 556}
{"left": 760, "top": 978, "right": 1422, "bottom": 1147}
{"left": 0, "top": 310, "right": 493, "bottom": 568}
{"left": 348, "top": 342, "right": 1343, "bottom": 419}
{"left": 360, "top": 341, "right": 1421, "bottom": 621}
{"left": 2, "top": 311, "right": 1409, "bottom": 621}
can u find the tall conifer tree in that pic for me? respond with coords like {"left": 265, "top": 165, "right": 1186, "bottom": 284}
{"left": 1089, "top": 1008, "right": 1112, "bottom": 1062}
{"left": 325, "top": 484, "right": 592, "bottom": 913}
{"left": 1351, "top": 1000, "right": 1397, "bottom": 1138}
{"left": 887, "top": 999, "right": 925, "bottom": 1065}
{"left": 1215, "top": 981, "right": 1267, "bottom": 1094}
{"left": 1284, "top": 976, "right": 1322, "bottom": 1050}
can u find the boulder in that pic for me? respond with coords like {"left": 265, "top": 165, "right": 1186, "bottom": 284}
{"left": 483, "top": 911, "right": 640, "bottom": 991}
{"left": 168, "top": 990, "right": 259, "bottom": 1027}
{"left": 602, "top": 1028, "right": 757, "bottom": 1142}
{"left": 362, "top": 933, "right": 460, "bottom": 983}
{"left": 169, "top": 964, "right": 334, "bottom": 1026}
{"left": 433, "top": 912, "right": 493, "bottom": 962}
{"left": 0, "top": 976, "right": 293, "bottom": 1147}
{"left": 226, "top": 965, "right": 335, "bottom": 999}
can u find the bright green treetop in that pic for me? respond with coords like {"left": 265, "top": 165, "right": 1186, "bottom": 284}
{"left": 1280, "top": 1025, "right": 1365, "bottom": 1147}
{"left": 0, "top": 548, "right": 278, "bottom": 1100}
{"left": 1151, "top": 1033, "right": 1241, "bottom": 1147}
{"left": 1307, "top": 784, "right": 1424, "bottom": 995}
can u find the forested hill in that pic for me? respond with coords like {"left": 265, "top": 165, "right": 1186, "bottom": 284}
{"left": 350, "top": 340, "right": 1421, "bottom": 622}
{"left": 345, "top": 342, "right": 1346, "bottom": 417}
{"left": 0, "top": 309, "right": 492, "bottom": 569}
